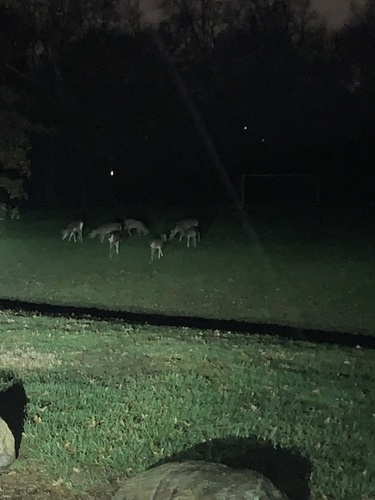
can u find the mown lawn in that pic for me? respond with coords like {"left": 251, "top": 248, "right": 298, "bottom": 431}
{"left": 0, "top": 206, "right": 374, "bottom": 335}
{"left": 0, "top": 309, "right": 374, "bottom": 499}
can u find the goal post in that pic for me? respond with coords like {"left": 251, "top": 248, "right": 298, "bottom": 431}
{"left": 240, "top": 173, "right": 320, "bottom": 208}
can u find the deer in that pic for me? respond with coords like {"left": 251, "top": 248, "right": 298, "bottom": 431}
{"left": 108, "top": 230, "right": 122, "bottom": 258}
{"left": 150, "top": 234, "right": 167, "bottom": 262}
{"left": 123, "top": 218, "right": 149, "bottom": 237}
{"left": 182, "top": 227, "right": 200, "bottom": 248}
{"left": 89, "top": 222, "right": 122, "bottom": 243}
{"left": 62, "top": 220, "right": 84, "bottom": 243}
{"left": 169, "top": 219, "right": 199, "bottom": 242}
{"left": 9, "top": 207, "right": 20, "bottom": 220}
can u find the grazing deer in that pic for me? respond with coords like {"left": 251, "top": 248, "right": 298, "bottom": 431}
{"left": 124, "top": 218, "right": 149, "bottom": 237}
{"left": 89, "top": 222, "right": 122, "bottom": 243}
{"left": 62, "top": 220, "right": 84, "bottom": 243}
{"left": 9, "top": 207, "right": 20, "bottom": 220}
{"left": 108, "top": 230, "right": 122, "bottom": 258}
{"left": 169, "top": 219, "right": 199, "bottom": 242}
{"left": 150, "top": 234, "right": 167, "bottom": 262}
{"left": 182, "top": 227, "right": 200, "bottom": 248}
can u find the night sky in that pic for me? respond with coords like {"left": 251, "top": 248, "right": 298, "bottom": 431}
{"left": 138, "top": 0, "right": 366, "bottom": 27}
{"left": 313, "top": 0, "right": 365, "bottom": 27}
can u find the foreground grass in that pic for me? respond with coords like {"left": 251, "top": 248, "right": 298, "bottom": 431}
{"left": 0, "top": 309, "right": 374, "bottom": 499}
{"left": 0, "top": 206, "right": 374, "bottom": 335}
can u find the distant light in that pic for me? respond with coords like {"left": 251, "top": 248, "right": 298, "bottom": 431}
{"left": 243, "top": 126, "right": 247, "bottom": 130}
{"left": 261, "top": 138, "right": 265, "bottom": 143}
{"left": 110, "top": 170, "right": 114, "bottom": 176}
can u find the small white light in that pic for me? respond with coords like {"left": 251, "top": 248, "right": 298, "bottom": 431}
{"left": 243, "top": 126, "right": 247, "bottom": 130}
{"left": 110, "top": 170, "right": 114, "bottom": 176}
{"left": 261, "top": 138, "right": 265, "bottom": 142}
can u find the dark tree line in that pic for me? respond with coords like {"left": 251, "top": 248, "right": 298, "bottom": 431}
{"left": 160, "top": 0, "right": 375, "bottom": 202}
{"left": 0, "top": 0, "right": 374, "bottom": 207}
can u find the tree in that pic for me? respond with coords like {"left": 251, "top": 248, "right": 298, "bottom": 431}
{"left": 1, "top": 0, "right": 141, "bottom": 207}
{"left": 158, "top": 0, "right": 332, "bottom": 177}
{"left": 0, "top": 108, "right": 31, "bottom": 200}
{"left": 160, "top": 0, "right": 225, "bottom": 58}
{"left": 329, "top": 0, "right": 375, "bottom": 201}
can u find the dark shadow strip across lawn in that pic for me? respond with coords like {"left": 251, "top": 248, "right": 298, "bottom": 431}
{"left": 0, "top": 296, "right": 374, "bottom": 350}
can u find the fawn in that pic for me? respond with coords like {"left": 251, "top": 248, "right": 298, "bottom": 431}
{"left": 62, "top": 220, "right": 84, "bottom": 243}
{"left": 150, "top": 234, "right": 168, "bottom": 262}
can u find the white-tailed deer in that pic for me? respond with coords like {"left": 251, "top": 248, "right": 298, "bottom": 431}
{"left": 62, "top": 220, "right": 84, "bottom": 243}
{"left": 169, "top": 219, "right": 199, "bottom": 242}
{"left": 89, "top": 222, "right": 122, "bottom": 243}
{"left": 183, "top": 227, "right": 200, "bottom": 248}
{"left": 150, "top": 234, "right": 167, "bottom": 262}
{"left": 108, "top": 230, "right": 122, "bottom": 258}
{"left": 9, "top": 207, "right": 20, "bottom": 220}
{"left": 124, "top": 218, "right": 149, "bottom": 237}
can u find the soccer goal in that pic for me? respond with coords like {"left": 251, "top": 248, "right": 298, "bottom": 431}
{"left": 240, "top": 173, "right": 320, "bottom": 208}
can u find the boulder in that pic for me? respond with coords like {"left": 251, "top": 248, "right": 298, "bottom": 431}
{"left": 112, "top": 460, "right": 289, "bottom": 499}
{"left": 0, "top": 417, "right": 16, "bottom": 473}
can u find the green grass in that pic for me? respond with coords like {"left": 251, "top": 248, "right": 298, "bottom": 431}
{"left": 0, "top": 206, "right": 374, "bottom": 334}
{"left": 0, "top": 309, "right": 374, "bottom": 498}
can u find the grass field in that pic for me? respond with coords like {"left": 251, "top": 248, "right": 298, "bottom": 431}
{"left": 0, "top": 309, "right": 374, "bottom": 499}
{"left": 0, "top": 205, "right": 374, "bottom": 335}
{"left": 0, "top": 206, "right": 374, "bottom": 498}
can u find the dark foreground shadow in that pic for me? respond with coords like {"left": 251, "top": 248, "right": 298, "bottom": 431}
{"left": 149, "top": 436, "right": 311, "bottom": 500}
{"left": 0, "top": 373, "right": 28, "bottom": 458}
{"left": 0, "top": 296, "right": 374, "bottom": 350}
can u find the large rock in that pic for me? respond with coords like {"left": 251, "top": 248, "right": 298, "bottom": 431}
{"left": 112, "top": 460, "right": 289, "bottom": 500}
{"left": 0, "top": 417, "right": 16, "bottom": 472}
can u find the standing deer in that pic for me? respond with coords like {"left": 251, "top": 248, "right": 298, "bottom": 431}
{"left": 169, "top": 219, "right": 199, "bottom": 242}
{"left": 9, "top": 207, "right": 20, "bottom": 220}
{"left": 182, "top": 227, "right": 200, "bottom": 248}
{"left": 108, "top": 230, "right": 122, "bottom": 258}
{"left": 123, "top": 219, "right": 149, "bottom": 237}
{"left": 89, "top": 222, "right": 122, "bottom": 243}
{"left": 62, "top": 220, "right": 84, "bottom": 243}
{"left": 150, "top": 234, "right": 167, "bottom": 262}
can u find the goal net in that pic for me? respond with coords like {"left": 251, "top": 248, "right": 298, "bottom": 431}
{"left": 240, "top": 173, "right": 320, "bottom": 208}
